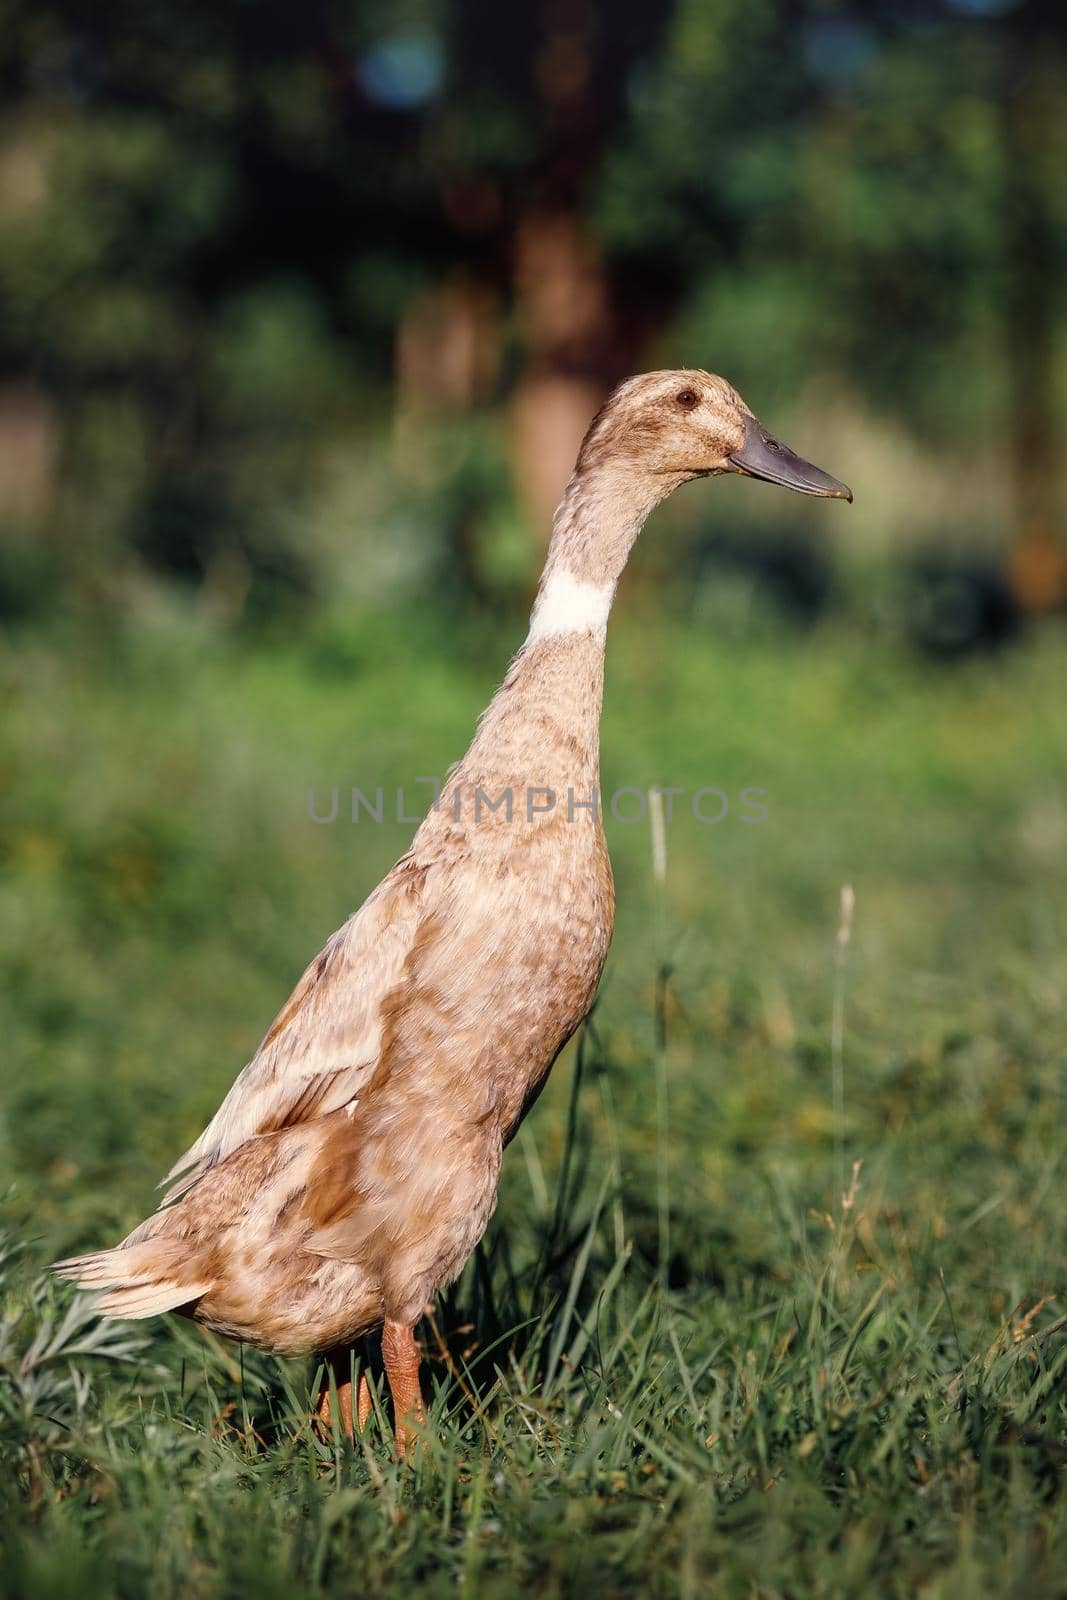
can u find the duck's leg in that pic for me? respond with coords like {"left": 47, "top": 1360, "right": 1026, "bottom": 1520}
{"left": 381, "top": 1320, "right": 424, "bottom": 1457}
{"left": 314, "top": 1345, "right": 372, "bottom": 1441}
{"left": 356, "top": 1359, "right": 373, "bottom": 1433}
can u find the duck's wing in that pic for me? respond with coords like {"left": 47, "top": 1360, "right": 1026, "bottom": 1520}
{"left": 160, "top": 854, "right": 428, "bottom": 1202}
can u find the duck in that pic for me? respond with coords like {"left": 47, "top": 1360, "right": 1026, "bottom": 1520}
{"left": 54, "top": 371, "right": 851, "bottom": 1454}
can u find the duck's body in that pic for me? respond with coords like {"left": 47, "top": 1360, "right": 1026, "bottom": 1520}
{"left": 80, "top": 626, "right": 612, "bottom": 1356}
{"left": 56, "top": 371, "right": 849, "bottom": 1448}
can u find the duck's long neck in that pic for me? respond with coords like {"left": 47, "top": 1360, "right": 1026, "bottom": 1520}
{"left": 531, "top": 460, "right": 667, "bottom": 633}
{"left": 461, "top": 463, "right": 670, "bottom": 792}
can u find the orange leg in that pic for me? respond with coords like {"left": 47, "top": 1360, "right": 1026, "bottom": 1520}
{"left": 314, "top": 1346, "right": 372, "bottom": 1442}
{"left": 357, "top": 1366, "right": 372, "bottom": 1432}
{"left": 381, "top": 1320, "right": 424, "bottom": 1458}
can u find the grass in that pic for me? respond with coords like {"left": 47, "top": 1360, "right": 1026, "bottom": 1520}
{"left": 1, "top": 596, "right": 1066, "bottom": 1597}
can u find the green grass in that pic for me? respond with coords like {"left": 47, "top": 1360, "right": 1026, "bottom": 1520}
{"left": 2, "top": 601, "right": 1066, "bottom": 1597}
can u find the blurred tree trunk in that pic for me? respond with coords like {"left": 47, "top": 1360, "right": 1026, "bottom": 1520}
{"left": 507, "top": 0, "right": 670, "bottom": 538}
{"left": 1001, "top": 6, "right": 1067, "bottom": 613}
{"left": 392, "top": 0, "right": 673, "bottom": 569}
{"left": 509, "top": 212, "right": 619, "bottom": 536}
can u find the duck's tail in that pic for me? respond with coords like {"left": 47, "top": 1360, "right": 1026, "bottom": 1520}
{"left": 52, "top": 1241, "right": 212, "bottom": 1320}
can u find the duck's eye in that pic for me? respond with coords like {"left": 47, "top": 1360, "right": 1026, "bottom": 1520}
{"left": 675, "top": 389, "right": 699, "bottom": 409}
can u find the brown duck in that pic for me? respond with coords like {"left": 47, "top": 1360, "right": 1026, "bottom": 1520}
{"left": 55, "top": 371, "right": 851, "bottom": 1453}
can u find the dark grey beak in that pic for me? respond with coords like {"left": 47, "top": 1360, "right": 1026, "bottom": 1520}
{"left": 728, "top": 415, "right": 853, "bottom": 502}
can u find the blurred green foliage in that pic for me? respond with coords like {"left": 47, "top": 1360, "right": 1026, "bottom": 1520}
{"left": 0, "top": 0, "right": 1064, "bottom": 623}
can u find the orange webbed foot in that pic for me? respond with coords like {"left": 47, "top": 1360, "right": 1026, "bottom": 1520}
{"left": 314, "top": 1347, "right": 372, "bottom": 1443}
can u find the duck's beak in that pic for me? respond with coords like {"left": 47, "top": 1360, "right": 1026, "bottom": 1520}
{"left": 728, "top": 415, "right": 853, "bottom": 502}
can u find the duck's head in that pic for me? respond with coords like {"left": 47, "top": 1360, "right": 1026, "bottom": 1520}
{"left": 578, "top": 369, "right": 852, "bottom": 503}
